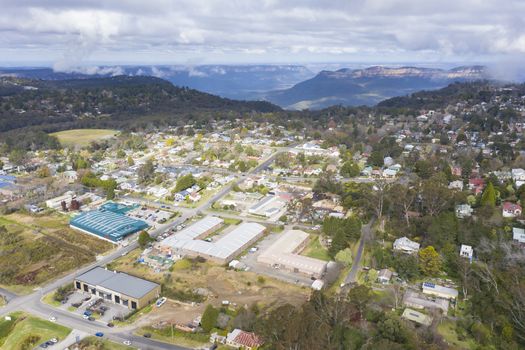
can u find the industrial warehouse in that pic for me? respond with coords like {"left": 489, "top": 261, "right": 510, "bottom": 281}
{"left": 70, "top": 209, "right": 149, "bottom": 243}
{"left": 160, "top": 216, "right": 266, "bottom": 263}
{"left": 257, "top": 229, "right": 328, "bottom": 278}
{"left": 74, "top": 267, "right": 161, "bottom": 310}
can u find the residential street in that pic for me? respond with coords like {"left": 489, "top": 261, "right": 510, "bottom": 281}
{"left": 344, "top": 219, "right": 374, "bottom": 285}
{"left": 0, "top": 146, "right": 294, "bottom": 350}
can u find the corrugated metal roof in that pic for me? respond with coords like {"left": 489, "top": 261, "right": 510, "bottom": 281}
{"left": 76, "top": 267, "right": 159, "bottom": 299}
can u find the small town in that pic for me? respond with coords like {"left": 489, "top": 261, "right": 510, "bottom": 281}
{"left": 1, "top": 2, "right": 525, "bottom": 350}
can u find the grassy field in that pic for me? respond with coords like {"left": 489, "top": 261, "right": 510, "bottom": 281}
{"left": 437, "top": 320, "right": 477, "bottom": 349}
{"left": 136, "top": 326, "right": 209, "bottom": 348}
{"left": 0, "top": 312, "right": 71, "bottom": 350}
{"left": 76, "top": 336, "right": 135, "bottom": 350}
{"left": 302, "top": 235, "right": 331, "bottom": 261}
{"left": 0, "top": 212, "right": 113, "bottom": 294}
{"left": 50, "top": 129, "right": 118, "bottom": 147}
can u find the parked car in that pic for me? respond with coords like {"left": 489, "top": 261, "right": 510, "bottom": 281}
{"left": 143, "top": 333, "right": 152, "bottom": 338}
{"left": 95, "top": 332, "right": 104, "bottom": 337}
{"left": 123, "top": 340, "right": 132, "bottom": 346}
{"left": 156, "top": 297, "right": 167, "bottom": 307}
{"left": 48, "top": 316, "right": 56, "bottom": 322}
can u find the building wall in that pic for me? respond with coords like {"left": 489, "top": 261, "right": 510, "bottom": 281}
{"left": 74, "top": 279, "right": 161, "bottom": 310}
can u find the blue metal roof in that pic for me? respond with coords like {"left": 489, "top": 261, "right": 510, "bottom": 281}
{"left": 70, "top": 210, "right": 148, "bottom": 242}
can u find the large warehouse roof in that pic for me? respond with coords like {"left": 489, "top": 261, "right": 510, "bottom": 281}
{"left": 162, "top": 217, "right": 265, "bottom": 262}
{"left": 163, "top": 216, "right": 224, "bottom": 246}
{"left": 258, "top": 230, "right": 327, "bottom": 276}
{"left": 70, "top": 209, "right": 148, "bottom": 242}
{"left": 76, "top": 267, "right": 159, "bottom": 299}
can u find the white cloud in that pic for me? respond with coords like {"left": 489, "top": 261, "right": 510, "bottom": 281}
{"left": 0, "top": 0, "right": 524, "bottom": 66}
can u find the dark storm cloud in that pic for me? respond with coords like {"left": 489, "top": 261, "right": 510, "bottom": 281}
{"left": 0, "top": 0, "right": 524, "bottom": 66}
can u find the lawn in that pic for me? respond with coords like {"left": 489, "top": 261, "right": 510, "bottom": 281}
{"left": 76, "top": 336, "right": 135, "bottom": 350}
{"left": 50, "top": 129, "right": 118, "bottom": 147}
{"left": 136, "top": 326, "right": 209, "bottom": 348}
{"left": 0, "top": 212, "right": 113, "bottom": 294}
{"left": 302, "top": 235, "right": 331, "bottom": 261}
{"left": 0, "top": 312, "right": 71, "bottom": 350}
{"left": 437, "top": 320, "right": 477, "bottom": 350}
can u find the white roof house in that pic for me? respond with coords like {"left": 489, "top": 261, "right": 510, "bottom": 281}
{"left": 422, "top": 282, "right": 458, "bottom": 300}
{"left": 460, "top": 244, "right": 473, "bottom": 261}
{"left": 448, "top": 180, "right": 464, "bottom": 191}
{"left": 377, "top": 269, "right": 393, "bottom": 284}
{"left": 513, "top": 227, "right": 525, "bottom": 244}
{"left": 393, "top": 237, "right": 420, "bottom": 254}
{"left": 402, "top": 308, "right": 433, "bottom": 326}
{"left": 455, "top": 204, "right": 473, "bottom": 219}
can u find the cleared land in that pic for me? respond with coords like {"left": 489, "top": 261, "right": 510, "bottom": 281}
{"left": 0, "top": 312, "right": 71, "bottom": 350}
{"left": 107, "top": 250, "right": 310, "bottom": 327}
{"left": 0, "top": 212, "right": 113, "bottom": 294}
{"left": 50, "top": 129, "right": 118, "bottom": 147}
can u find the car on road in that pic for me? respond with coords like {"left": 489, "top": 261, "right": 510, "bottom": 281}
{"left": 143, "top": 333, "right": 152, "bottom": 338}
{"left": 123, "top": 340, "right": 132, "bottom": 346}
{"left": 95, "top": 332, "right": 104, "bottom": 337}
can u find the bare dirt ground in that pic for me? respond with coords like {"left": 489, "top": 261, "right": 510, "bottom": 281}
{"left": 108, "top": 249, "right": 310, "bottom": 326}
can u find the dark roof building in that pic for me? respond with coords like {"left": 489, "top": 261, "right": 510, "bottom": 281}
{"left": 74, "top": 267, "right": 160, "bottom": 309}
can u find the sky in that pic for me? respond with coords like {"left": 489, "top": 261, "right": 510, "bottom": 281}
{"left": 1, "top": 0, "right": 525, "bottom": 71}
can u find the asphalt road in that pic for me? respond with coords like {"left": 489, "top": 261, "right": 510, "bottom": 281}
{"left": 344, "top": 219, "right": 374, "bottom": 285}
{"left": 0, "top": 146, "right": 293, "bottom": 350}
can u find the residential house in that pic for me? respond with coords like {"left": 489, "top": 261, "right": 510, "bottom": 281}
{"left": 513, "top": 227, "right": 525, "bottom": 244}
{"left": 402, "top": 308, "right": 433, "bottom": 326}
{"left": 377, "top": 269, "right": 393, "bottom": 284}
{"left": 503, "top": 202, "right": 522, "bottom": 218}
{"left": 448, "top": 180, "right": 464, "bottom": 191}
{"left": 455, "top": 204, "right": 473, "bottom": 219}
{"left": 460, "top": 244, "right": 473, "bottom": 262}
{"left": 393, "top": 237, "right": 420, "bottom": 254}
{"left": 422, "top": 282, "right": 458, "bottom": 300}
{"left": 226, "top": 329, "right": 263, "bottom": 350}
{"left": 468, "top": 178, "right": 485, "bottom": 195}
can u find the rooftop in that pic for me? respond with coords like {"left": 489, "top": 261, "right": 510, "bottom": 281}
{"left": 76, "top": 267, "right": 159, "bottom": 299}
{"left": 70, "top": 210, "right": 148, "bottom": 241}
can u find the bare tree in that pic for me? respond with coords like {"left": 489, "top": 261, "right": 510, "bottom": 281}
{"left": 370, "top": 177, "right": 391, "bottom": 231}
{"left": 458, "top": 259, "right": 472, "bottom": 300}
{"left": 474, "top": 262, "right": 499, "bottom": 295}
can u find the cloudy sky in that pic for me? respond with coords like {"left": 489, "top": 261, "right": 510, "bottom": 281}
{"left": 1, "top": 0, "right": 525, "bottom": 69}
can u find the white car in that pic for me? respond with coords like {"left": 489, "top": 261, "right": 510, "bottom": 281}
{"left": 123, "top": 340, "right": 132, "bottom": 346}
{"left": 156, "top": 297, "right": 167, "bottom": 307}
{"left": 49, "top": 316, "right": 57, "bottom": 322}
{"left": 50, "top": 338, "right": 58, "bottom": 344}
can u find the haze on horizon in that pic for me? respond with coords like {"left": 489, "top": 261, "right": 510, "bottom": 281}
{"left": 1, "top": 0, "right": 525, "bottom": 78}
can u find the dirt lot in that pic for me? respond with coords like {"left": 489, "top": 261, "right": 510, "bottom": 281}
{"left": 0, "top": 212, "right": 113, "bottom": 294}
{"left": 107, "top": 249, "right": 310, "bottom": 326}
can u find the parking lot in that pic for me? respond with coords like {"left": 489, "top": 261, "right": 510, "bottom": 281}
{"left": 127, "top": 206, "right": 173, "bottom": 228}
{"left": 53, "top": 291, "right": 131, "bottom": 325}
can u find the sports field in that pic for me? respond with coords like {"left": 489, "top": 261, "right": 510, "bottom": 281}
{"left": 0, "top": 312, "right": 71, "bottom": 350}
{"left": 50, "top": 129, "right": 118, "bottom": 147}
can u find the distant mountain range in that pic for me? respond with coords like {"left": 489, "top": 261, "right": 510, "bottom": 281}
{"left": 0, "top": 65, "right": 314, "bottom": 101}
{"left": 263, "top": 66, "right": 490, "bottom": 109}
{"left": 0, "top": 64, "right": 492, "bottom": 109}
